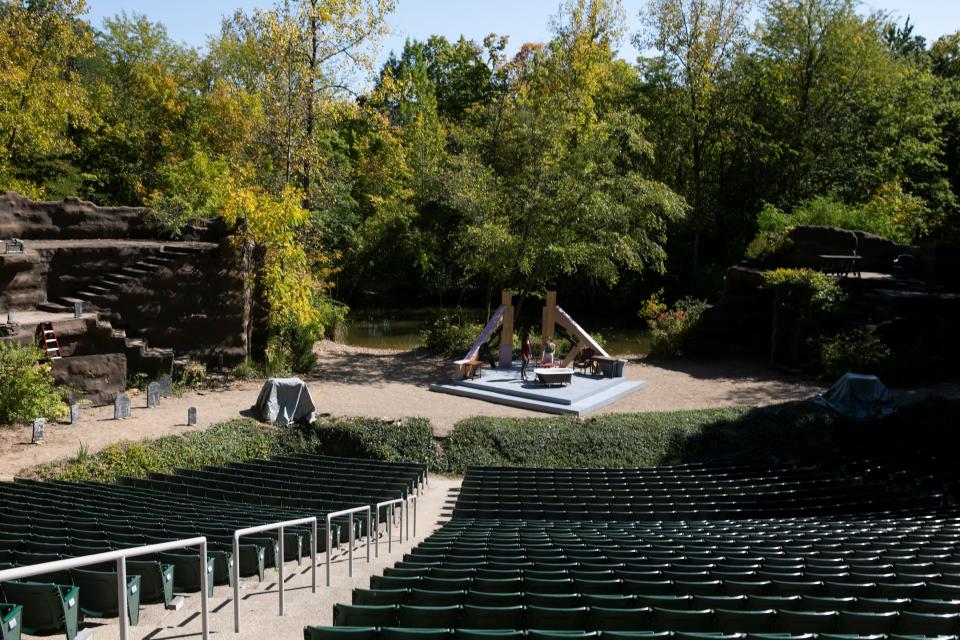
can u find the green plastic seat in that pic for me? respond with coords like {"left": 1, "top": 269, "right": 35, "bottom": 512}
{"left": 453, "top": 631, "right": 524, "bottom": 640}
{"left": 304, "top": 626, "right": 379, "bottom": 640}
{"left": 69, "top": 568, "right": 141, "bottom": 626}
{"left": 527, "top": 632, "right": 598, "bottom": 640}
{"left": 854, "top": 598, "right": 908, "bottom": 613}
{"left": 599, "top": 633, "right": 671, "bottom": 640}
{"left": 472, "top": 578, "right": 522, "bottom": 594}
{"left": 526, "top": 579, "right": 577, "bottom": 595}
{"left": 381, "top": 628, "right": 452, "bottom": 640}
{"left": 589, "top": 606, "right": 652, "bottom": 631}
{"left": 582, "top": 595, "right": 635, "bottom": 609}
{"left": 373, "top": 576, "right": 422, "bottom": 590}
{"left": 772, "top": 610, "right": 838, "bottom": 634}
{"left": 398, "top": 605, "right": 461, "bottom": 628}
{"left": 525, "top": 606, "right": 590, "bottom": 630}
{"left": 408, "top": 590, "right": 467, "bottom": 607}
{"left": 333, "top": 604, "right": 399, "bottom": 627}
{"left": 623, "top": 581, "right": 673, "bottom": 596}
{"left": 636, "top": 595, "right": 693, "bottom": 610}
{"left": 0, "top": 603, "right": 22, "bottom": 640}
{"left": 126, "top": 561, "right": 174, "bottom": 606}
{"left": 352, "top": 588, "right": 409, "bottom": 606}
{"left": 651, "top": 608, "right": 713, "bottom": 632}
{"left": 692, "top": 596, "right": 747, "bottom": 611}
{"left": 0, "top": 582, "right": 79, "bottom": 640}
{"left": 833, "top": 609, "right": 897, "bottom": 634}
{"left": 896, "top": 611, "right": 960, "bottom": 636}
{"left": 157, "top": 552, "right": 215, "bottom": 596}
{"left": 908, "top": 599, "right": 960, "bottom": 614}
{"left": 713, "top": 608, "right": 776, "bottom": 633}
{"left": 466, "top": 592, "right": 522, "bottom": 607}
{"left": 461, "top": 605, "right": 524, "bottom": 629}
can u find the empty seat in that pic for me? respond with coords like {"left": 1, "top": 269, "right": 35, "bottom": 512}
{"left": 896, "top": 611, "right": 960, "bottom": 636}
{"left": 835, "top": 610, "right": 899, "bottom": 635}
{"left": 589, "top": 606, "right": 652, "bottom": 631}
{"left": 353, "top": 589, "right": 409, "bottom": 606}
{"left": 651, "top": 608, "right": 713, "bottom": 632}
{"left": 0, "top": 603, "right": 22, "bottom": 640}
{"left": 304, "top": 626, "right": 379, "bottom": 640}
{"left": 0, "top": 582, "right": 79, "bottom": 640}
{"left": 398, "top": 605, "right": 461, "bottom": 628}
{"left": 713, "top": 608, "right": 776, "bottom": 632}
{"left": 773, "top": 610, "right": 838, "bottom": 634}
{"left": 333, "top": 604, "right": 399, "bottom": 627}
{"left": 524, "top": 606, "right": 589, "bottom": 630}
{"left": 461, "top": 605, "right": 523, "bottom": 629}
{"left": 69, "top": 568, "right": 141, "bottom": 626}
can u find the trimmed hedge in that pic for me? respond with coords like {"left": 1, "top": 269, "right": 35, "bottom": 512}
{"left": 24, "top": 397, "right": 959, "bottom": 482}
{"left": 437, "top": 403, "right": 842, "bottom": 475}
{"left": 277, "top": 417, "right": 438, "bottom": 467}
{"left": 34, "top": 419, "right": 276, "bottom": 483}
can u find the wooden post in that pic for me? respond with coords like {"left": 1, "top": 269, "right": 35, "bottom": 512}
{"left": 499, "top": 290, "right": 514, "bottom": 368}
{"left": 542, "top": 291, "right": 557, "bottom": 351}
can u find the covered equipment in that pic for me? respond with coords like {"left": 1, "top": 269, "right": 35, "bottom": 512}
{"left": 255, "top": 377, "right": 317, "bottom": 426}
{"left": 811, "top": 372, "right": 896, "bottom": 420}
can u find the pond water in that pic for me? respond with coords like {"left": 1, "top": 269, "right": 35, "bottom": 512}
{"left": 341, "top": 310, "right": 650, "bottom": 356}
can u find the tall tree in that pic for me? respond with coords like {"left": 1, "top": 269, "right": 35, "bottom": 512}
{"left": 0, "top": 0, "right": 93, "bottom": 197}
{"left": 636, "top": 0, "right": 752, "bottom": 267}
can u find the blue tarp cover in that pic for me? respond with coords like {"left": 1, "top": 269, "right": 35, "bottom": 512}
{"left": 811, "top": 372, "right": 896, "bottom": 421}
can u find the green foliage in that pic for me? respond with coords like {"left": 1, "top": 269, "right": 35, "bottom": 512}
{"left": 36, "top": 419, "right": 275, "bottom": 482}
{"left": 277, "top": 417, "right": 437, "bottom": 467}
{"left": 762, "top": 268, "right": 844, "bottom": 315}
{"left": 639, "top": 292, "right": 708, "bottom": 358}
{"left": 231, "top": 358, "right": 263, "bottom": 381}
{"left": 281, "top": 321, "right": 321, "bottom": 374}
{"left": 749, "top": 190, "right": 930, "bottom": 247}
{"left": 819, "top": 327, "right": 894, "bottom": 378}
{"left": 0, "top": 342, "right": 68, "bottom": 425}
{"left": 177, "top": 361, "right": 207, "bottom": 390}
{"left": 419, "top": 313, "right": 485, "bottom": 358}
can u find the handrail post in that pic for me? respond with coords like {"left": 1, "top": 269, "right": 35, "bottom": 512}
{"left": 405, "top": 497, "right": 409, "bottom": 542}
{"left": 117, "top": 558, "right": 129, "bottom": 640}
{"left": 326, "top": 514, "right": 332, "bottom": 586}
{"left": 311, "top": 519, "right": 318, "bottom": 593}
{"left": 278, "top": 526, "right": 285, "bottom": 615}
{"left": 413, "top": 495, "right": 417, "bottom": 537}
{"left": 232, "top": 532, "right": 241, "bottom": 632}
{"left": 200, "top": 539, "right": 209, "bottom": 640}
{"left": 388, "top": 504, "right": 393, "bottom": 553}
{"left": 374, "top": 504, "right": 380, "bottom": 558}
{"left": 366, "top": 508, "right": 371, "bottom": 563}
{"left": 348, "top": 512, "right": 354, "bottom": 577}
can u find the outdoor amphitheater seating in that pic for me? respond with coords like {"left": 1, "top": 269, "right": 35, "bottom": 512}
{"left": 0, "top": 603, "right": 20, "bottom": 640}
{"left": 0, "top": 454, "right": 422, "bottom": 637}
{"left": 69, "top": 569, "right": 140, "bottom": 625}
{"left": 311, "top": 453, "right": 960, "bottom": 639}
{"left": 0, "top": 582, "right": 79, "bottom": 640}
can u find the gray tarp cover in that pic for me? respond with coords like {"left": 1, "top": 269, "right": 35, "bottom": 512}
{"left": 811, "top": 372, "right": 896, "bottom": 420}
{"left": 256, "top": 377, "right": 317, "bottom": 426}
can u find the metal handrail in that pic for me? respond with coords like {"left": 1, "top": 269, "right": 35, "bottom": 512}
{"left": 407, "top": 494, "right": 417, "bottom": 540}
{"left": 374, "top": 498, "right": 404, "bottom": 558}
{"left": 325, "top": 505, "right": 371, "bottom": 586}
{"left": 0, "top": 537, "right": 209, "bottom": 640}
{"left": 232, "top": 517, "right": 318, "bottom": 632}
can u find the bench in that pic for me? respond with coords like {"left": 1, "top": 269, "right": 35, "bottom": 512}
{"left": 454, "top": 358, "right": 483, "bottom": 380}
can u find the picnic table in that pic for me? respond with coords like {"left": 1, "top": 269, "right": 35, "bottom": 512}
{"left": 820, "top": 254, "right": 862, "bottom": 278}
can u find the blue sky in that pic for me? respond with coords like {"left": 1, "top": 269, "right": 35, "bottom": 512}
{"left": 83, "top": 0, "right": 959, "bottom": 68}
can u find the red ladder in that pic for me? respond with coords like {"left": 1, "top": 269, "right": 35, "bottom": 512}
{"left": 36, "top": 322, "right": 62, "bottom": 361}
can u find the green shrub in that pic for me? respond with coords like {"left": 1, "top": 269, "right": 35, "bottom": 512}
{"left": 419, "top": 313, "right": 485, "bottom": 358}
{"left": 283, "top": 322, "right": 321, "bottom": 374}
{"left": 639, "top": 292, "right": 709, "bottom": 358}
{"left": 820, "top": 327, "right": 894, "bottom": 378}
{"left": 178, "top": 361, "right": 207, "bottom": 389}
{"left": 32, "top": 419, "right": 275, "bottom": 482}
{"left": 231, "top": 358, "right": 263, "bottom": 380}
{"left": 762, "top": 268, "right": 844, "bottom": 315}
{"left": 438, "top": 403, "right": 844, "bottom": 474}
{"left": 0, "top": 342, "right": 67, "bottom": 425}
{"left": 277, "top": 417, "right": 437, "bottom": 467}
{"left": 745, "top": 185, "right": 931, "bottom": 253}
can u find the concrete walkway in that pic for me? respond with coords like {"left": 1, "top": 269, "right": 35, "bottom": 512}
{"left": 103, "top": 475, "right": 460, "bottom": 640}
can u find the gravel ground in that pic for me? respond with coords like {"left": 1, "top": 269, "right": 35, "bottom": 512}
{"left": 3, "top": 340, "right": 955, "bottom": 481}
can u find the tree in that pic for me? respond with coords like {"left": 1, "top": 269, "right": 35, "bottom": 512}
{"left": 449, "top": 0, "right": 688, "bottom": 310}
{"left": 0, "top": 0, "right": 94, "bottom": 197}
{"left": 636, "top": 0, "right": 752, "bottom": 266}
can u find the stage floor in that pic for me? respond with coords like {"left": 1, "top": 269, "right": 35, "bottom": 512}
{"left": 429, "top": 362, "right": 645, "bottom": 416}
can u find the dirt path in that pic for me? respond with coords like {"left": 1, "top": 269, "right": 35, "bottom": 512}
{"left": 2, "top": 341, "right": 955, "bottom": 480}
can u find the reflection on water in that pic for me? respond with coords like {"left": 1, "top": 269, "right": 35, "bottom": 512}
{"left": 342, "top": 310, "right": 651, "bottom": 355}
